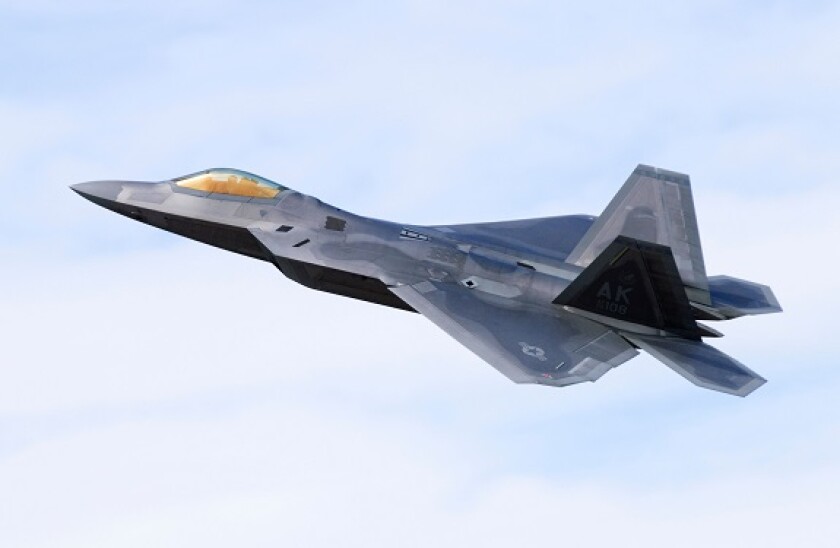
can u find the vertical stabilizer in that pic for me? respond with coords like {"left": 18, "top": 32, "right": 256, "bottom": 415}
{"left": 567, "top": 165, "right": 710, "bottom": 305}
{"left": 554, "top": 236, "right": 701, "bottom": 338}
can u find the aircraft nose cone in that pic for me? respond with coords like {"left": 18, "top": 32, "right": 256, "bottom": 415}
{"left": 70, "top": 180, "right": 124, "bottom": 203}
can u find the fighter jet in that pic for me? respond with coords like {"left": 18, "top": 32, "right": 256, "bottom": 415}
{"left": 72, "top": 165, "right": 782, "bottom": 396}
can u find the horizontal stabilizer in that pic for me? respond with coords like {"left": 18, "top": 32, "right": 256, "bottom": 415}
{"left": 707, "top": 275, "right": 783, "bottom": 319}
{"left": 623, "top": 334, "right": 766, "bottom": 397}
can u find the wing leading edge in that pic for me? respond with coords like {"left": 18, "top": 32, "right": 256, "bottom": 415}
{"left": 433, "top": 215, "right": 595, "bottom": 262}
{"left": 389, "top": 281, "right": 638, "bottom": 387}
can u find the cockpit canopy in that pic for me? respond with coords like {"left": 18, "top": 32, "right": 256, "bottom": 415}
{"left": 174, "top": 168, "right": 287, "bottom": 199}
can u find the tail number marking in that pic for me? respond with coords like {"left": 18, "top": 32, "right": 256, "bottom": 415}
{"left": 596, "top": 282, "right": 632, "bottom": 315}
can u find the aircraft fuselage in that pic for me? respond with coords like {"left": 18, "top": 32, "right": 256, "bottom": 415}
{"left": 72, "top": 174, "right": 576, "bottom": 314}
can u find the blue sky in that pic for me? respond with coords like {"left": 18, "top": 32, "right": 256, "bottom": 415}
{"left": 2, "top": 1, "right": 839, "bottom": 546}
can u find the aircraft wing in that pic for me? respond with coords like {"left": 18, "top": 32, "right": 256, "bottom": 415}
{"left": 432, "top": 215, "right": 595, "bottom": 262}
{"left": 389, "top": 281, "right": 638, "bottom": 386}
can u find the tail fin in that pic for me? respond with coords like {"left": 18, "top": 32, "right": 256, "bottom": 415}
{"left": 567, "top": 165, "right": 711, "bottom": 305}
{"left": 554, "top": 236, "right": 768, "bottom": 396}
{"left": 554, "top": 236, "right": 703, "bottom": 338}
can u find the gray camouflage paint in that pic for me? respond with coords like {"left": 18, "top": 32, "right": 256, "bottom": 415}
{"left": 72, "top": 165, "right": 782, "bottom": 397}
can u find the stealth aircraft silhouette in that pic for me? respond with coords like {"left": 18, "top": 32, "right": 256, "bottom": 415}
{"left": 72, "top": 165, "right": 782, "bottom": 396}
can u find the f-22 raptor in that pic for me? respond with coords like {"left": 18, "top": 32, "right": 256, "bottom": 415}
{"left": 72, "top": 165, "right": 782, "bottom": 396}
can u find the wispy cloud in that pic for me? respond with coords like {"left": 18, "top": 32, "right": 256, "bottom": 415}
{"left": 2, "top": 1, "right": 839, "bottom": 546}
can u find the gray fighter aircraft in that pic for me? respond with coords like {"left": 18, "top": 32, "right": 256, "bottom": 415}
{"left": 72, "top": 165, "right": 781, "bottom": 396}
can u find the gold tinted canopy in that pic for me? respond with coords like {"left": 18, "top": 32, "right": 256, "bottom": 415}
{"left": 175, "top": 169, "right": 286, "bottom": 199}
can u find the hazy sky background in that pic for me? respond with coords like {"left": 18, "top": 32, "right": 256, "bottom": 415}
{"left": 2, "top": 1, "right": 839, "bottom": 546}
